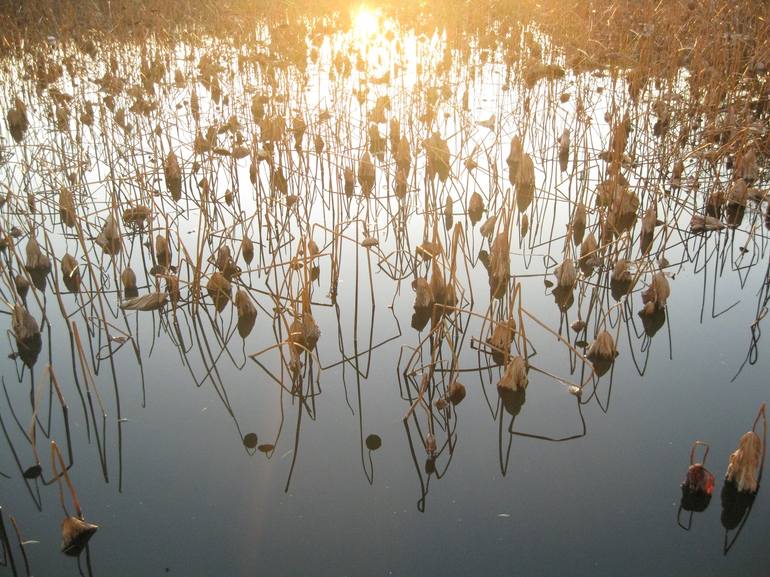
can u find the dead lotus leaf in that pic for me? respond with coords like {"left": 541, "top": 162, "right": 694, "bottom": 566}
{"left": 120, "top": 292, "right": 168, "bottom": 311}
{"left": 61, "top": 516, "right": 98, "bottom": 556}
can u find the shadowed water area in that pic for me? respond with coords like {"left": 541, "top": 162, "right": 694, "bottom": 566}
{"left": 1, "top": 3, "right": 769, "bottom": 576}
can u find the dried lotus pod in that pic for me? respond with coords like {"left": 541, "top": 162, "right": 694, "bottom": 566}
{"left": 14, "top": 274, "right": 30, "bottom": 299}
{"left": 447, "top": 381, "right": 466, "bottom": 405}
{"left": 155, "top": 234, "right": 171, "bottom": 268}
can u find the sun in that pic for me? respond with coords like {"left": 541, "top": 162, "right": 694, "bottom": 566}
{"left": 352, "top": 6, "right": 379, "bottom": 39}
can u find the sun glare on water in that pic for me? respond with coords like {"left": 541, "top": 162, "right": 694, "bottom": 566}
{"left": 352, "top": 6, "right": 380, "bottom": 38}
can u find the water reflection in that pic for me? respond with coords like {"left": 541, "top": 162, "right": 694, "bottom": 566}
{"left": 0, "top": 4, "right": 769, "bottom": 574}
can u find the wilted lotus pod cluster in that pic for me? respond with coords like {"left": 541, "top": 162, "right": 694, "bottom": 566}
{"left": 95, "top": 214, "right": 122, "bottom": 256}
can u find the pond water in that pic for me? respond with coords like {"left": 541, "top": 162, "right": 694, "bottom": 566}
{"left": 1, "top": 9, "right": 769, "bottom": 577}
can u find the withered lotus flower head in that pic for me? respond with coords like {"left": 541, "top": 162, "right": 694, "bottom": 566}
{"left": 235, "top": 289, "right": 257, "bottom": 338}
{"left": 120, "top": 267, "right": 138, "bottom": 298}
{"left": 164, "top": 150, "right": 182, "bottom": 201}
{"left": 61, "top": 253, "right": 81, "bottom": 292}
{"left": 641, "top": 272, "right": 670, "bottom": 316}
{"left": 155, "top": 234, "right": 171, "bottom": 268}
{"left": 25, "top": 236, "right": 51, "bottom": 274}
{"left": 579, "top": 233, "right": 600, "bottom": 271}
{"left": 207, "top": 271, "right": 231, "bottom": 313}
{"left": 469, "top": 192, "right": 484, "bottom": 224}
{"left": 497, "top": 355, "right": 528, "bottom": 392}
{"left": 122, "top": 205, "right": 151, "bottom": 226}
{"left": 61, "top": 516, "right": 98, "bottom": 556}
{"left": 682, "top": 441, "right": 715, "bottom": 497}
{"left": 59, "top": 187, "right": 77, "bottom": 227}
{"left": 487, "top": 319, "right": 516, "bottom": 365}
{"left": 95, "top": 214, "right": 122, "bottom": 256}
{"left": 447, "top": 381, "right": 466, "bottom": 405}
{"left": 14, "top": 274, "right": 30, "bottom": 298}
{"left": 506, "top": 136, "right": 523, "bottom": 185}
{"left": 554, "top": 259, "right": 576, "bottom": 289}
{"left": 488, "top": 231, "right": 510, "bottom": 299}
{"left": 587, "top": 330, "right": 616, "bottom": 362}
{"left": 361, "top": 236, "right": 379, "bottom": 248}
{"left": 572, "top": 203, "right": 587, "bottom": 245}
{"left": 515, "top": 153, "right": 535, "bottom": 212}
{"left": 241, "top": 235, "right": 254, "bottom": 265}
{"left": 358, "top": 151, "right": 376, "bottom": 197}
{"left": 726, "top": 431, "right": 763, "bottom": 494}
{"left": 412, "top": 277, "right": 434, "bottom": 310}
{"left": 479, "top": 214, "right": 497, "bottom": 239}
